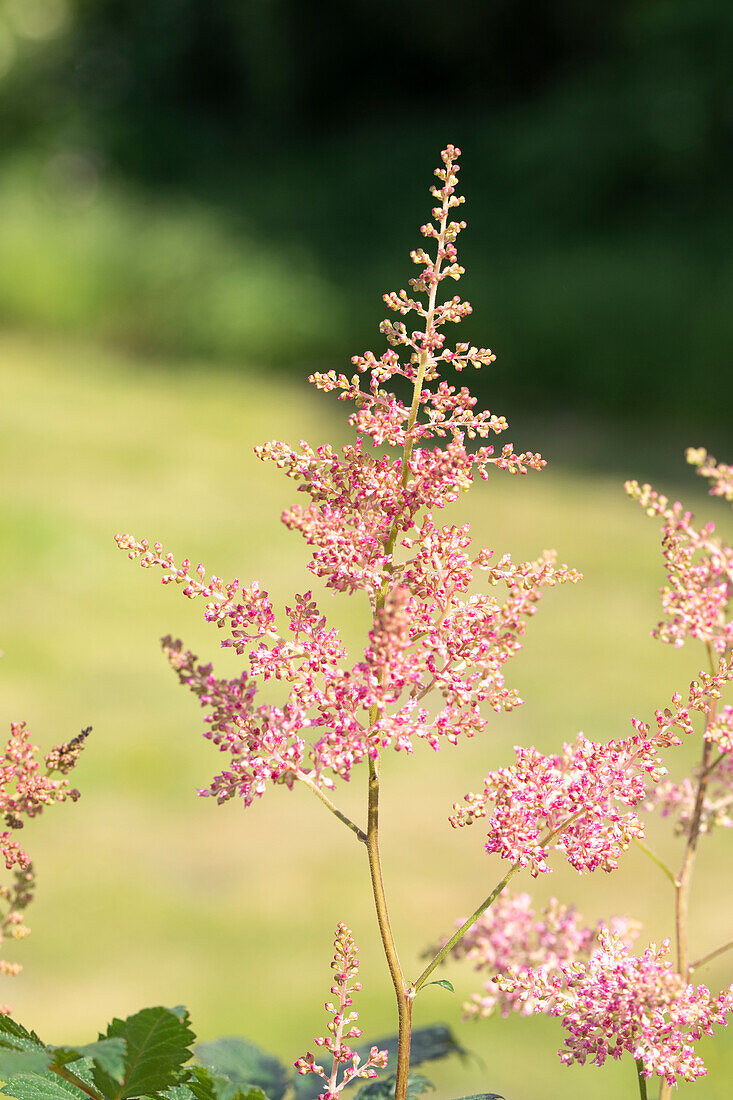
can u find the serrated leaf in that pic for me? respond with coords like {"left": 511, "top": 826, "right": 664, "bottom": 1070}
{"left": 0, "top": 1022, "right": 51, "bottom": 1080}
{"left": 195, "top": 1039, "right": 286, "bottom": 1100}
{"left": 0, "top": 1050, "right": 52, "bottom": 1079}
{"left": 0, "top": 1019, "right": 45, "bottom": 1053}
{"left": 451, "top": 1094, "right": 504, "bottom": 1100}
{"left": 185, "top": 1065, "right": 265, "bottom": 1100}
{"left": 162, "top": 1087, "right": 196, "bottom": 1100}
{"left": 0, "top": 1070, "right": 88, "bottom": 1100}
{"left": 50, "top": 1040, "right": 127, "bottom": 1084}
{"left": 92, "top": 1007, "right": 195, "bottom": 1100}
{"left": 423, "top": 981, "right": 454, "bottom": 994}
{"left": 356, "top": 1073, "right": 434, "bottom": 1100}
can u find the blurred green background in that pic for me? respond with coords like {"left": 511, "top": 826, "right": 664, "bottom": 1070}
{"left": 0, "top": 2, "right": 732, "bottom": 1099}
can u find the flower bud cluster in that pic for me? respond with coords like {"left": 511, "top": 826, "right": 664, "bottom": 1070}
{"left": 495, "top": 930, "right": 733, "bottom": 1086}
{"left": 294, "top": 924, "right": 388, "bottom": 1100}
{"left": 625, "top": 459, "right": 733, "bottom": 655}
{"left": 437, "top": 890, "right": 640, "bottom": 1019}
{"left": 687, "top": 447, "right": 733, "bottom": 503}
{"left": 0, "top": 709, "right": 86, "bottom": 1011}
{"left": 449, "top": 666, "right": 733, "bottom": 876}
{"left": 646, "top": 705, "right": 733, "bottom": 835}
{"left": 1, "top": 722, "right": 88, "bottom": 867}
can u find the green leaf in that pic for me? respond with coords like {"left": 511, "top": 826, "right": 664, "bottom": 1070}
{"left": 450, "top": 1094, "right": 504, "bottom": 1100}
{"left": 161, "top": 1087, "right": 196, "bottom": 1100}
{"left": 51, "top": 1041, "right": 126, "bottom": 1083}
{"left": 185, "top": 1065, "right": 266, "bottom": 1100}
{"left": 0, "top": 1070, "right": 89, "bottom": 1100}
{"left": 195, "top": 1039, "right": 287, "bottom": 1100}
{"left": 356, "top": 1073, "right": 434, "bottom": 1100}
{"left": 0, "top": 1051, "right": 52, "bottom": 1079}
{"left": 423, "top": 981, "right": 454, "bottom": 994}
{"left": 0, "top": 1019, "right": 45, "bottom": 1053}
{"left": 92, "top": 1007, "right": 195, "bottom": 1100}
{"left": 0, "top": 1021, "right": 51, "bottom": 1080}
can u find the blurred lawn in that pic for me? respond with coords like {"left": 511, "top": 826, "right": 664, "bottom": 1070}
{"left": 1, "top": 333, "right": 732, "bottom": 1099}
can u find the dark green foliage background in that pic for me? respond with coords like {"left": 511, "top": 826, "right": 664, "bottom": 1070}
{"left": 0, "top": 0, "right": 730, "bottom": 428}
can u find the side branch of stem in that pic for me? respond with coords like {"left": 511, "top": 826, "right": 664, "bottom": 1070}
{"left": 633, "top": 838, "right": 678, "bottom": 887}
{"left": 411, "top": 864, "right": 520, "bottom": 994}
{"left": 298, "top": 774, "right": 367, "bottom": 843}
{"left": 690, "top": 938, "right": 733, "bottom": 973}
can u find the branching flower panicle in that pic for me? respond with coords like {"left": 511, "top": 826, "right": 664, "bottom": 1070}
{"left": 446, "top": 451, "right": 733, "bottom": 1096}
{"left": 495, "top": 930, "right": 733, "bottom": 1087}
{"left": 114, "top": 146, "right": 733, "bottom": 1099}
{"left": 625, "top": 449, "right": 733, "bottom": 655}
{"left": 115, "top": 147, "right": 578, "bottom": 820}
{"left": 434, "top": 891, "right": 640, "bottom": 1020}
{"left": 0, "top": 702, "right": 88, "bottom": 1010}
{"left": 448, "top": 667, "right": 732, "bottom": 876}
{"left": 294, "top": 924, "right": 388, "bottom": 1100}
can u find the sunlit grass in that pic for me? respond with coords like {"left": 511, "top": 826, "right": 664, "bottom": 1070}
{"left": 0, "top": 333, "right": 731, "bottom": 1099}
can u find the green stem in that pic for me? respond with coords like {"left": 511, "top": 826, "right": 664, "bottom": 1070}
{"left": 690, "top": 937, "right": 733, "bottom": 973}
{"left": 633, "top": 838, "right": 678, "bottom": 887}
{"left": 365, "top": 756, "right": 411, "bottom": 1100}
{"left": 673, "top": 644, "right": 719, "bottom": 981}
{"left": 297, "top": 774, "right": 367, "bottom": 843}
{"left": 635, "top": 1058, "right": 648, "bottom": 1100}
{"left": 411, "top": 864, "right": 520, "bottom": 994}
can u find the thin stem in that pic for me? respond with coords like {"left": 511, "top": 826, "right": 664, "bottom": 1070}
{"left": 365, "top": 756, "right": 411, "bottom": 1100}
{"left": 690, "top": 937, "right": 733, "bottom": 973}
{"left": 673, "top": 643, "right": 719, "bottom": 980}
{"left": 702, "top": 749, "right": 726, "bottom": 779}
{"left": 375, "top": 178, "right": 450, "bottom": 610}
{"left": 675, "top": 738, "right": 712, "bottom": 979}
{"left": 411, "top": 863, "right": 520, "bottom": 994}
{"left": 633, "top": 838, "right": 678, "bottom": 887}
{"left": 413, "top": 798, "right": 597, "bottom": 993}
{"left": 297, "top": 774, "right": 367, "bottom": 843}
{"left": 363, "top": 162, "right": 455, "bottom": 1100}
{"left": 635, "top": 1059, "right": 648, "bottom": 1100}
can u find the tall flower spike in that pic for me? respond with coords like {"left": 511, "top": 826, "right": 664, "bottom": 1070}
{"left": 294, "top": 924, "right": 388, "bottom": 1100}
{"left": 117, "top": 147, "right": 576, "bottom": 813}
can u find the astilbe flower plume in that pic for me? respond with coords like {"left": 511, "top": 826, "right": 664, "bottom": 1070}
{"left": 0, "top": 717, "right": 88, "bottom": 1010}
{"left": 294, "top": 924, "right": 388, "bottom": 1100}
{"left": 435, "top": 890, "right": 640, "bottom": 1019}
{"left": 115, "top": 147, "right": 580, "bottom": 812}
{"left": 495, "top": 930, "right": 733, "bottom": 1086}
{"left": 448, "top": 665, "right": 733, "bottom": 876}
{"left": 443, "top": 450, "right": 733, "bottom": 1093}
{"left": 625, "top": 447, "right": 733, "bottom": 655}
